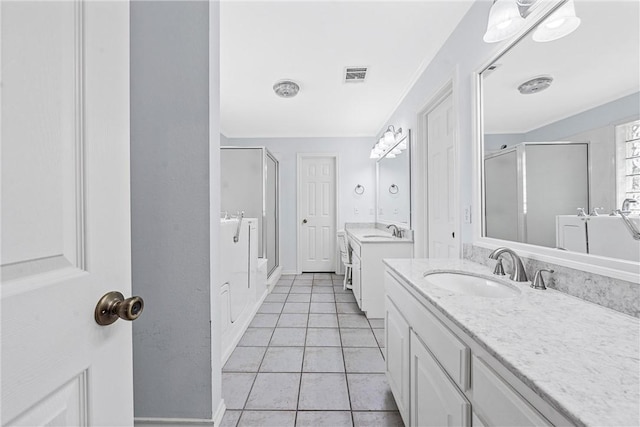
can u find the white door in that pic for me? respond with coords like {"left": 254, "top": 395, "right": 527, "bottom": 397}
{"left": 427, "top": 94, "right": 459, "bottom": 258}
{"left": 1, "top": 1, "right": 134, "bottom": 425}
{"left": 298, "top": 156, "right": 336, "bottom": 272}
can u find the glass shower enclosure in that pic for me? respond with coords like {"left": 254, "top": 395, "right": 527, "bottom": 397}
{"left": 220, "top": 147, "right": 279, "bottom": 276}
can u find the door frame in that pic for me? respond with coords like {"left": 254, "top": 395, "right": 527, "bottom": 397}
{"left": 416, "top": 76, "right": 460, "bottom": 258}
{"left": 296, "top": 153, "right": 339, "bottom": 274}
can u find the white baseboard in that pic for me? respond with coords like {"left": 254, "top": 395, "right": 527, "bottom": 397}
{"left": 135, "top": 417, "right": 214, "bottom": 427}
{"left": 133, "top": 402, "right": 225, "bottom": 427}
{"left": 281, "top": 269, "right": 297, "bottom": 276}
{"left": 213, "top": 400, "right": 226, "bottom": 427}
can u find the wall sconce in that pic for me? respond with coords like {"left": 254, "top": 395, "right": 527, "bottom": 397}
{"left": 370, "top": 125, "right": 406, "bottom": 160}
{"left": 483, "top": 0, "right": 580, "bottom": 43}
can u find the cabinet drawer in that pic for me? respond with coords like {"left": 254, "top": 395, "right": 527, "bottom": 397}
{"left": 472, "top": 355, "right": 551, "bottom": 426}
{"left": 412, "top": 302, "right": 470, "bottom": 390}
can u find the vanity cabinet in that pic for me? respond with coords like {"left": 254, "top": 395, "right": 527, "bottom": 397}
{"left": 346, "top": 232, "right": 412, "bottom": 318}
{"left": 351, "top": 251, "right": 362, "bottom": 305}
{"left": 385, "top": 269, "right": 565, "bottom": 427}
{"left": 385, "top": 297, "right": 410, "bottom": 423}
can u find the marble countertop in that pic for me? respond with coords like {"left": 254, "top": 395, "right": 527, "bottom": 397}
{"left": 346, "top": 227, "right": 413, "bottom": 243}
{"left": 383, "top": 258, "right": 640, "bottom": 427}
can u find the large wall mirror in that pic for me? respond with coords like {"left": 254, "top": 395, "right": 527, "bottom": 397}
{"left": 377, "top": 130, "right": 411, "bottom": 227}
{"left": 478, "top": 0, "right": 639, "bottom": 276}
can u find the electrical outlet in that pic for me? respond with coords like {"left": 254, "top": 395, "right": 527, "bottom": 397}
{"left": 464, "top": 205, "right": 472, "bottom": 224}
{"left": 354, "top": 207, "right": 359, "bottom": 215}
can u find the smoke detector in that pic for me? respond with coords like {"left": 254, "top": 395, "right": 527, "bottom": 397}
{"left": 344, "top": 67, "right": 368, "bottom": 83}
{"left": 273, "top": 80, "right": 300, "bottom": 98}
{"left": 518, "top": 76, "right": 553, "bottom": 94}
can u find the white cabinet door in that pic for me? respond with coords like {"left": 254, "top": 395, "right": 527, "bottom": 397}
{"left": 1, "top": 1, "right": 133, "bottom": 425}
{"left": 410, "top": 331, "right": 470, "bottom": 427}
{"left": 351, "top": 253, "right": 362, "bottom": 309}
{"left": 385, "top": 297, "right": 410, "bottom": 425}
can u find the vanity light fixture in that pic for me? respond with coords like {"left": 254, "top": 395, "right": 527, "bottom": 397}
{"left": 532, "top": 0, "right": 580, "bottom": 42}
{"left": 370, "top": 125, "right": 406, "bottom": 160}
{"left": 273, "top": 80, "right": 300, "bottom": 98}
{"left": 483, "top": 0, "right": 526, "bottom": 43}
{"left": 484, "top": 0, "right": 580, "bottom": 43}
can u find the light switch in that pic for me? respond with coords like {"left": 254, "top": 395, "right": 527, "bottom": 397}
{"left": 464, "top": 205, "right": 472, "bottom": 224}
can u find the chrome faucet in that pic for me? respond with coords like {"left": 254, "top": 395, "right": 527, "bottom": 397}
{"left": 386, "top": 224, "right": 400, "bottom": 237}
{"left": 488, "top": 247, "right": 528, "bottom": 282}
{"left": 621, "top": 198, "right": 638, "bottom": 214}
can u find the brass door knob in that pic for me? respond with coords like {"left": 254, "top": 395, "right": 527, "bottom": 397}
{"left": 95, "top": 291, "right": 144, "bottom": 326}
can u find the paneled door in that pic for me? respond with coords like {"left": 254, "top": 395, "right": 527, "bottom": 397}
{"left": 427, "top": 94, "right": 459, "bottom": 258}
{"left": 298, "top": 156, "right": 336, "bottom": 272}
{"left": 1, "top": 1, "right": 134, "bottom": 425}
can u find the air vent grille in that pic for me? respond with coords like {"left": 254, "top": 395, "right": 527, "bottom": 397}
{"left": 344, "top": 67, "right": 367, "bottom": 83}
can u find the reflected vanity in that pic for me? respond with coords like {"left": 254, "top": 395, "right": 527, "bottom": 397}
{"left": 478, "top": 0, "right": 640, "bottom": 273}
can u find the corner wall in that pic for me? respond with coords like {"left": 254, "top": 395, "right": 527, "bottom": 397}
{"left": 130, "top": 0, "right": 215, "bottom": 419}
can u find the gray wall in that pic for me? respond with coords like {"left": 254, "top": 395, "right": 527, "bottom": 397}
{"left": 224, "top": 137, "right": 375, "bottom": 274}
{"left": 131, "top": 0, "right": 215, "bottom": 419}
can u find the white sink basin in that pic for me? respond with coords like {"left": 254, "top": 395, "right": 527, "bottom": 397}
{"left": 423, "top": 272, "right": 520, "bottom": 298}
{"left": 362, "top": 234, "right": 395, "bottom": 239}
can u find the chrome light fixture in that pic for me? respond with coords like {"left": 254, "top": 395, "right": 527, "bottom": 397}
{"left": 370, "top": 125, "right": 406, "bottom": 160}
{"left": 532, "top": 0, "right": 580, "bottom": 42}
{"left": 484, "top": 0, "right": 580, "bottom": 44}
{"left": 273, "top": 80, "right": 300, "bottom": 98}
{"left": 483, "top": 0, "right": 526, "bottom": 43}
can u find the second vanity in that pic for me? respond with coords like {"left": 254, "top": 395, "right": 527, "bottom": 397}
{"left": 345, "top": 225, "right": 413, "bottom": 318}
{"left": 383, "top": 258, "right": 639, "bottom": 427}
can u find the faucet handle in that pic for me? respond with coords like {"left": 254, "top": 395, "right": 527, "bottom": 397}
{"left": 531, "top": 269, "right": 554, "bottom": 290}
{"left": 576, "top": 208, "right": 587, "bottom": 217}
{"left": 493, "top": 259, "right": 506, "bottom": 276}
{"left": 590, "top": 207, "right": 603, "bottom": 216}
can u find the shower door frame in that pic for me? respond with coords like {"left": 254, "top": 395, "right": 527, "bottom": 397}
{"left": 221, "top": 146, "right": 279, "bottom": 277}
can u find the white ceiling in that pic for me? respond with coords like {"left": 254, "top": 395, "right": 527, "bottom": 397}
{"left": 483, "top": 0, "right": 640, "bottom": 134}
{"left": 220, "top": 0, "right": 474, "bottom": 138}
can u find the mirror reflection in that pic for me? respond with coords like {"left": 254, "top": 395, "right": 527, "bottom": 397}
{"left": 377, "top": 132, "right": 411, "bottom": 226}
{"left": 481, "top": 0, "right": 640, "bottom": 262}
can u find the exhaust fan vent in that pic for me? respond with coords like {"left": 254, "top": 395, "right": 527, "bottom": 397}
{"left": 344, "top": 67, "right": 368, "bottom": 83}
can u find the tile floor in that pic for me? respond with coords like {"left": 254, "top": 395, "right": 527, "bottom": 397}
{"left": 221, "top": 273, "right": 404, "bottom": 427}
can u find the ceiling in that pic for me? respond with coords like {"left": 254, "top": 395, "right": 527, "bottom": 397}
{"left": 220, "top": 1, "right": 475, "bottom": 138}
{"left": 483, "top": 0, "right": 640, "bottom": 134}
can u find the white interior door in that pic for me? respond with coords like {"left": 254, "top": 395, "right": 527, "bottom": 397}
{"left": 298, "top": 156, "right": 336, "bottom": 272}
{"left": 427, "top": 94, "right": 459, "bottom": 258}
{"left": 1, "top": 1, "right": 134, "bottom": 425}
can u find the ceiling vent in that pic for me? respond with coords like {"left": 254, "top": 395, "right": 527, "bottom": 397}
{"left": 344, "top": 67, "right": 368, "bottom": 83}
